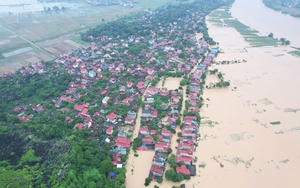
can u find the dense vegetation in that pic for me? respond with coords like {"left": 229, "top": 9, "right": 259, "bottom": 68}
{"left": 0, "top": 0, "right": 233, "bottom": 187}
{"left": 263, "top": 0, "right": 300, "bottom": 17}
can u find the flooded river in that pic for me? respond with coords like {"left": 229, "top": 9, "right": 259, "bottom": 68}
{"left": 195, "top": 0, "right": 300, "bottom": 187}
{"left": 231, "top": 0, "right": 300, "bottom": 47}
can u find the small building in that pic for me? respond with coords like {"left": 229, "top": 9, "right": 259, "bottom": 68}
{"left": 102, "top": 96, "right": 110, "bottom": 106}
{"left": 107, "top": 112, "right": 117, "bottom": 123}
{"left": 106, "top": 126, "right": 113, "bottom": 135}
{"left": 176, "top": 165, "right": 190, "bottom": 175}
{"left": 115, "top": 136, "right": 131, "bottom": 148}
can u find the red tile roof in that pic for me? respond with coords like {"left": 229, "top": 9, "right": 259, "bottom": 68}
{"left": 176, "top": 165, "right": 190, "bottom": 175}
{"left": 151, "top": 164, "right": 164, "bottom": 174}
{"left": 115, "top": 136, "right": 131, "bottom": 148}
{"left": 107, "top": 112, "right": 117, "bottom": 120}
{"left": 106, "top": 126, "right": 113, "bottom": 135}
{"left": 73, "top": 123, "right": 84, "bottom": 129}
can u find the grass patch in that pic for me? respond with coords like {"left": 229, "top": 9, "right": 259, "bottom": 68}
{"left": 288, "top": 50, "right": 300, "bottom": 57}
{"left": 201, "top": 120, "right": 219, "bottom": 127}
{"left": 270, "top": 121, "right": 281, "bottom": 125}
{"left": 71, "top": 36, "right": 89, "bottom": 45}
{"left": 199, "top": 162, "right": 207, "bottom": 168}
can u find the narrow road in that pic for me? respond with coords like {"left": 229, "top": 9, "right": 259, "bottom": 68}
{"left": 0, "top": 24, "right": 56, "bottom": 58}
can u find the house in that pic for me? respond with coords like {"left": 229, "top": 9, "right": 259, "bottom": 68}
{"left": 32, "top": 104, "right": 45, "bottom": 113}
{"left": 150, "top": 130, "right": 157, "bottom": 135}
{"left": 152, "top": 153, "right": 167, "bottom": 167}
{"left": 152, "top": 110, "right": 158, "bottom": 118}
{"left": 142, "top": 135, "right": 155, "bottom": 145}
{"left": 177, "top": 149, "right": 193, "bottom": 158}
{"left": 170, "top": 114, "right": 178, "bottom": 123}
{"left": 142, "top": 108, "right": 152, "bottom": 117}
{"left": 67, "top": 88, "right": 77, "bottom": 94}
{"left": 145, "top": 97, "right": 155, "bottom": 104}
{"left": 65, "top": 116, "right": 73, "bottom": 122}
{"left": 125, "top": 116, "right": 134, "bottom": 125}
{"left": 147, "top": 87, "right": 158, "bottom": 95}
{"left": 18, "top": 114, "right": 33, "bottom": 122}
{"left": 111, "top": 152, "right": 121, "bottom": 165}
{"left": 102, "top": 96, "right": 110, "bottom": 106}
{"left": 127, "top": 111, "right": 137, "bottom": 119}
{"left": 110, "top": 146, "right": 127, "bottom": 155}
{"left": 176, "top": 156, "right": 193, "bottom": 165}
{"left": 178, "top": 141, "right": 194, "bottom": 151}
{"left": 137, "top": 146, "right": 148, "bottom": 151}
{"left": 159, "top": 90, "right": 170, "bottom": 96}
{"left": 88, "top": 70, "right": 96, "bottom": 77}
{"left": 171, "top": 96, "right": 180, "bottom": 103}
{"left": 182, "top": 130, "right": 196, "bottom": 137}
{"left": 176, "top": 165, "right": 190, "bottom": 175}
{"left": 184, "top": 119, "right": 193, "bottom": 126}
{"left": 73, "top": 123, "right": 84, "bottom": 129}
{"left": 74, "top": 103, "right": 89, "bottom": 111}
{"left": 79, "top": 108, "right": 89, "bottom": 116}
{"left": 185, "top": 116, "right": 197, "bottom": 121}
{"left": 107, "top": 112, "right": 117, "bottom": 123}
{"left": 139, "top": 126, "right": 149, "bottom": 135}
{"left": 150, "top": 164, "right": 164, "bottom": 177}
{"left": 162, "top": 128, "right": 172, "bottom": 138}
{"left": 106, "top": 126, "right": 113, "bottom": 135}
{"left": 155, "top": 142, "right": 169, "bottom": 153}
{"left": 115, "top": 136, "right": 131, "bottom": 148}
{"left": 127, "top": 81, "right": 134, "bottom": 88}
{"left": 137, "top": 81, "right": 146, "bottom": 89}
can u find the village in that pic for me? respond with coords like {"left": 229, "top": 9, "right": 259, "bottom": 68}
{"left": 2, "top": 1, "right": 225, "bottom": 186}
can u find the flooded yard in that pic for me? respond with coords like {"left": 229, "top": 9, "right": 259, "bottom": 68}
{"left": 156, "top": 77, "right": 182, "bottom": 90}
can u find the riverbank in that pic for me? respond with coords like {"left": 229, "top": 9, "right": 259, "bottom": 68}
{"left": 231, "top": 0, "right": 300, "bottom": 48}
{"left": 262, "top": 0, "right": 300, "bottom": 18}
{"left": 195, "top": 7, "right": 300, "bottom": 188}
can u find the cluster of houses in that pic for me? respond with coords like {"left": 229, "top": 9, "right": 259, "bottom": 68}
{"left": 131, "top": 86, "right": 184, "bottom": 179}
{"left": 3, "top": 1, "right": 222, "bottom": 180}
{"left": 174, "top": 115, "right": 198, "bottom": 176}
{"left": 13, "top": 103, "right": 46, "bottom": 122}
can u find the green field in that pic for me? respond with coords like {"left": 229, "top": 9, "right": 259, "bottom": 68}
{"left": 209, "top": 9, "right": 278, "bottom": 47}
{"left": 288, "top": 50, "right": 300, "bottom": 57}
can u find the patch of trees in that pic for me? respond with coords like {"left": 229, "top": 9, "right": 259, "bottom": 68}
{"left": 263, "top": 0, "right": 300, "bottom": 17}
{"left": 180, "top": 76, "right": 190, "bottom": 86}
{"left": 0, "top": 69, "right": 72, "bottom": 120}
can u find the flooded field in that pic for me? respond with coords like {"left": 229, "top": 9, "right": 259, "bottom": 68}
{"left": 156, "top": 77, "right": 182, "bottom": 90}
{"left": 0, "top": 0, "right": 138, "bottom": 72}
{"left": 126, "top": 150, "right": 155, "bottom": 188}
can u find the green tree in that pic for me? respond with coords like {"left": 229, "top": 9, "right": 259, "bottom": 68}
{"left": 144, "top": 177, "right": 152, "bottom": 186}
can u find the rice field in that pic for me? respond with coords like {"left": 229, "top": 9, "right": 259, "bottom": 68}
{"left": 0, "top": 3, "right": 138, "bottom": 72}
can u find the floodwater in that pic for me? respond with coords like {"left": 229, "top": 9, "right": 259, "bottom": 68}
{"left": 126, "top": 150, "right": 155, "bottom": 188}
{"left": 148, "top": 1, "right": 300, "bottom": 187}
{"left": 0, "top": 0, "right": 78, "bottom": 14}
{"left": 231, "top": 0, "right": 300, "bottom": 47}
{"left": 156, "top": 77, "right": 182, "bottom": 90}
{"left": 193, "top": 4, "right": 300, "bottom": 188}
